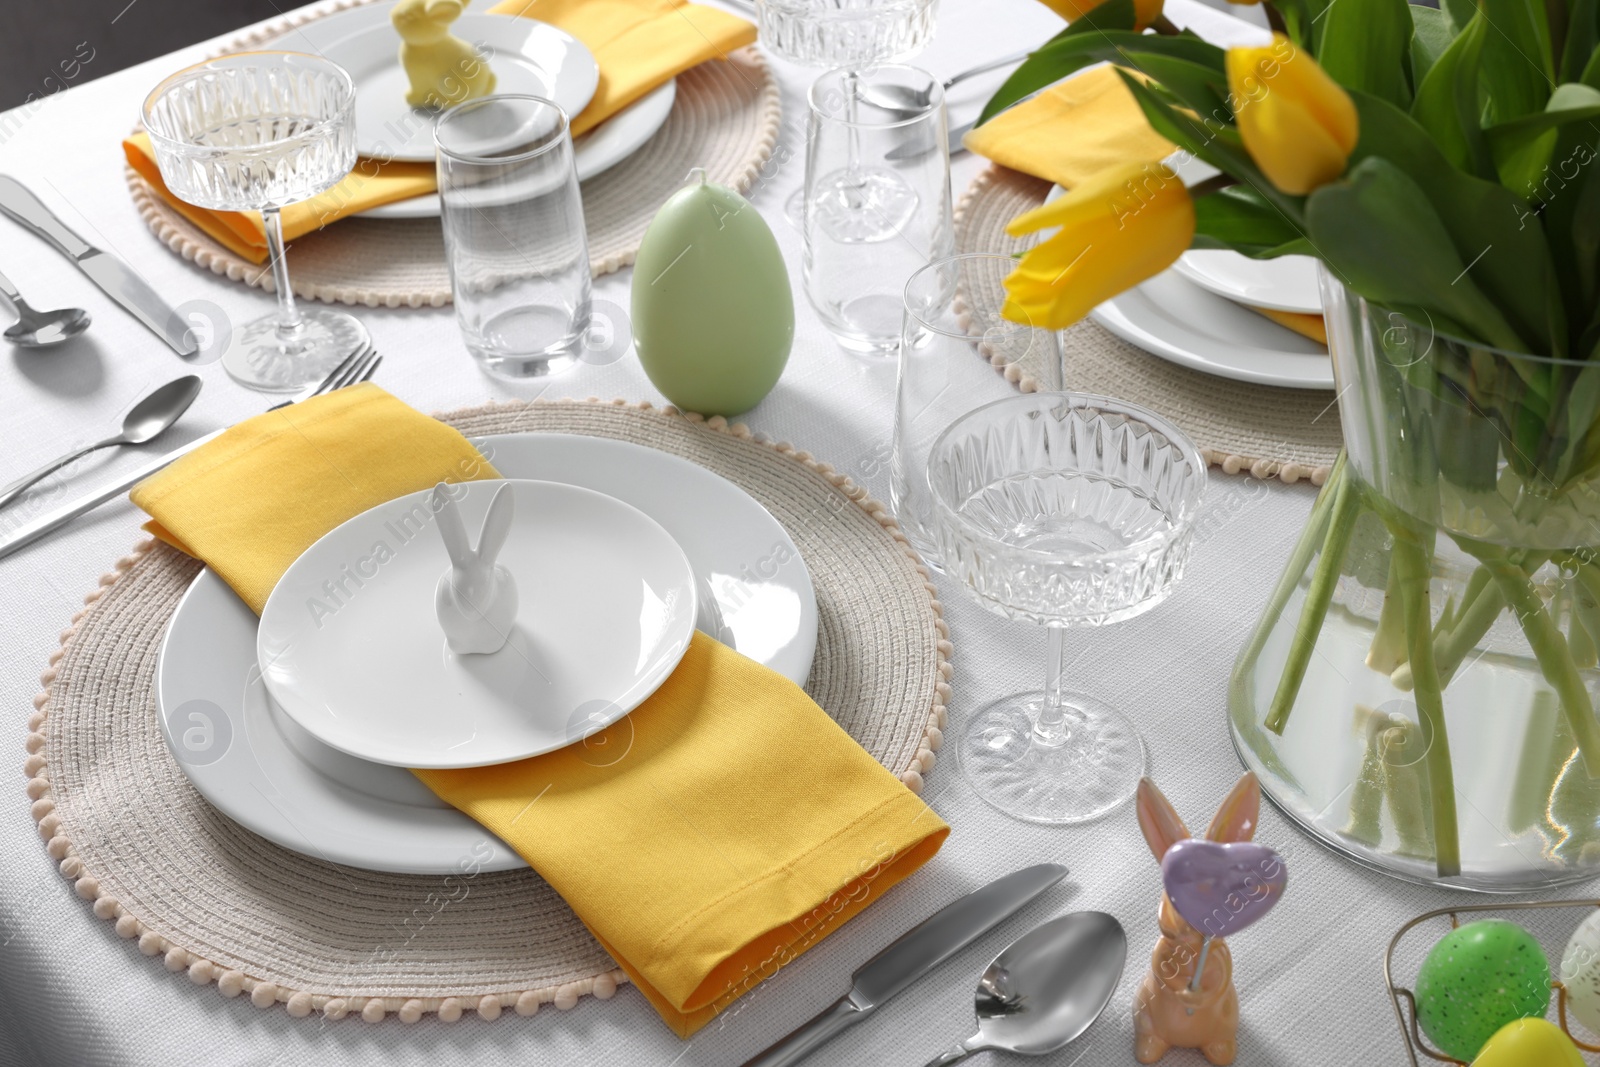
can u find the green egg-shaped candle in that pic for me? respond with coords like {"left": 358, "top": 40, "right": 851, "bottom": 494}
{"left": 1414, "top": 920, "right": 1550, "bottom": 1062}
{"left": 631, "top": 169, "right": 794, "bottom": 416}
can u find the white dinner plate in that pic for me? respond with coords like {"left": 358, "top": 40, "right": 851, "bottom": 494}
{"left": 1091, "top": 270, "right": 1335, "bottom": 390}
{"left": 357, "top": 78, "right": 677, "bottom": 219}
{"left": 1172, "top": 250, "right": 1323, "bottom": 315}
{"left": 156, "top": 433, "right": 818, "bottom": 873}
{"left": 322, "top": 14, "right": 598, "bottom": 163}
{"left": 258, "top": 479, "right": 696, "bottom": 769}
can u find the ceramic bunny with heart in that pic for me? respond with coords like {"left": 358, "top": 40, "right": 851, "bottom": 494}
{"left": 433, "top": 481, "right": 518, "bottom": 655}
{"left": 1132, "top": 773, "right": 1261, "bottom": 1066}
{"left": 392, "top": 0, "right": 496, "bottom": 110}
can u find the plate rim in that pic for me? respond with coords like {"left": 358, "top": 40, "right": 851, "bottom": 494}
{"left": 256, "top": 477, "right": 699, "bottom": 769}
{"left": 1171, "top": 250, "right": 1324, "bottom": 315}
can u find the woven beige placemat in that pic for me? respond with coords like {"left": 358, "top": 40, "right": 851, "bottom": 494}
{"left": 24, "top": 399, "right": 950, "bottom": 1023}
{"left": 127, "top": 0, "right": 780, "bottom": 308}
{"left": 954, "top": 166, "right": 1341, "bottom": 486}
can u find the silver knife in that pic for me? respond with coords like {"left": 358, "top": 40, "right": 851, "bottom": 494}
{"left": 0, "top": 175, "right": 198, "bottom": 358}
{"left": 740, "top": 863, "right": 1068, "bottom": 1067}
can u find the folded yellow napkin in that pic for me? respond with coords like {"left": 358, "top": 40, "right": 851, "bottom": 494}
{"left": 132, "top": 387, "right": 949, "bottom": 1037}
{"left": 132, "top": 383, "right": 498, "bottom": 612}
{"left": 417, "top": 631, "right": 947, "bottom": 1035}
{"left": 124, "top": 0, "right": 756, "bottom": 263}
{"left": 962, "top": 65, "right": 1175, "bottom": 190}
{"left": 965, "top": 66, "right": 1328, "bottom": 345}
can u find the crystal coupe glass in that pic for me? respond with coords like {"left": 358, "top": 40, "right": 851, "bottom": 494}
{"left": 929, "top": 392, "right": 1207, "bottom": 823}
{"left": 143, "top": 52, "right": 367, "bottom": 392}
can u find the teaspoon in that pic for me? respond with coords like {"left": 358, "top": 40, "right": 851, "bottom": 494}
{"left": 0, "top": 266, "right": 90, "bottom": 347}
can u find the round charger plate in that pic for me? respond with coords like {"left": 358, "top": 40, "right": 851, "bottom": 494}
{"left": 954, "top": 165, "right": 1340, "bottom": 485}
{"left": 127, "top": 0, "right": 780, "bottom": 306}
{"left": 259, "top": 479, "right": 697, "bottom": 769}
{"left": 156, "top": 432, "right": 819, "bottom": 875}
{"left": 324, "top": 14, "right": 598, "bottom": 163}
{"left": 26, "top": 399, "right": 949, "bottom": 1022}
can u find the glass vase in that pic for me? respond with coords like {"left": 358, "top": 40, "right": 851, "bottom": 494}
{"left": 1231, "top": 275, "right": 1600, "bottom": 891}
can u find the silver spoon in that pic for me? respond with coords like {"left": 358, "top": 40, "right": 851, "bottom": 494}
{"left": 921, "top": 911, "right": 1127, "bottom": 1066}
{"left": 0, "top": 375, "right": 202, "bottom": 509}
{"left": 0, "top": 267, "right": 90, "bottom": 347}
{"left": 860, "top": 50, "right": 1031, "bottom": 116}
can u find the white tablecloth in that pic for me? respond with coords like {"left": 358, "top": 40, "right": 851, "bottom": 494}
{"left": 0, "top": 3, "right": 1504, "bottom": 1064}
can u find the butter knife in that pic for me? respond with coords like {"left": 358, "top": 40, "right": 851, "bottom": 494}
{"left": 740, "top": 863, "right": 1068, "bottom": 1067}
{"left": 0, "top": 175, "right": 198, "bottom": 359}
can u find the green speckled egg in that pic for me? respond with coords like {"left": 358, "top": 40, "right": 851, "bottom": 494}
{"left": 1415, "top": 920, "right": 1551, "bottom": 1062}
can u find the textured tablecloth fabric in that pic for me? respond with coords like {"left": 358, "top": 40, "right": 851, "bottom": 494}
{"left": 0, "top": 2, "right": 1555, "bottom": 1066}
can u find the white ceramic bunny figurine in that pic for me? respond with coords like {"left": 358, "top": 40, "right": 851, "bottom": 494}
{"left": 433, "top": 481, "right": 518, "bottom": 655}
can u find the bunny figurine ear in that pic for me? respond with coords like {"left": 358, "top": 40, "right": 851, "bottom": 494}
{"left": 476, "top": 482, "right": 515, "bottom": 564}
{"left": 433, "top": 482, "right": 473, "bottom": 566}
{"left": 1205, "top": 772, "right": 1261, "bottom": 844}
{"left": 1137, "top": 777, "right": 1191, "bottom": 861}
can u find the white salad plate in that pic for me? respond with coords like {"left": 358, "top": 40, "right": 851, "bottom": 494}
{"left": 1090, "top": 270, "right": 1335, "bottom": 390}
{"left": 258, "top": 479, "right": 696, "bottom": 769}
{"left": 156, "top": 434, "right": 818, "bottom": 873}
{"left": 1172, "top": 250, "right": 1323, "bottom": 315}
{"left": 322, "top": 14, "right": 599, "bottom": 163}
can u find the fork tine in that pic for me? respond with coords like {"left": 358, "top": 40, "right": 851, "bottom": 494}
{"left": 311, "top": 346, "right": 365, "bottom": 396}
{"left": 355, "top": 353, "right": 382, "bottom": 383}
{"left": 340, "top": 347, "right": 380, "bottom": 389}
{"left": 323, "top": 343, "right": 376, "bottom": 393}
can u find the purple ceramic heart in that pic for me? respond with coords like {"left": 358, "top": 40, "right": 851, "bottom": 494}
{"left": 1160, "top": 838, "right": 1288, "bottom": 939}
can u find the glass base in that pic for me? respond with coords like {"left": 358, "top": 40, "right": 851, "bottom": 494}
{"left": 810, "top": 168, "right": 920, "bottom": 243}
{"left": 784, "top": 186, "right": 806, "bottom": 230}
{"left": 960, "top": 690, "right": 1146, "bottom": 824}
{"left": 466, "top": 304, "right": 588, "bottom": 382}
{"left": 222, "top": 308, "right": 369, "bottom": 393}
{"left": 823, "top": 293, "right": 904, "bottom": 356}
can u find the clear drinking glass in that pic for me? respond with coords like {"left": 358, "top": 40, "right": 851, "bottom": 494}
{"left": 436, "top": 95, "right": 591, "bottom": 381}
{"left": 893, "top": 254, "right": 1063, "bottom": 561}
{"left": 930, "top": 392, "right": 1207, "bottom": 823}
{"left": 143, "top": 52, "right": 366, "bottom": 393}
{"left": 755, "top": 0, "right": 940, "bottom": 67}
{"left": 803, "top": 65, "right": 953, "bottom": 355}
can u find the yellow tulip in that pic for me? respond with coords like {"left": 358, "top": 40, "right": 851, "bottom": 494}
{"left": 1035, "top": 0, "right": 1164, "bottom": 32}
{"left": 1002, "top": 160, "right": 1194, "bottom": 330}
{"left": 1227, "top": 33, "right": 1358, "bottom": 196}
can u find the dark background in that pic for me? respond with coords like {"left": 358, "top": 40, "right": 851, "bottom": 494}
{"left": 0, "top": 0, "right": 284, "bottom": 112}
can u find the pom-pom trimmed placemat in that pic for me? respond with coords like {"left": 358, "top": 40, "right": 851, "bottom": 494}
{"left": 954, "top": 165, "right": 1341, "bottom": 486}
{"left": 127, "top": 0, "right": 781, "bottom": 308}
{"left": 24, "top": 399, "right": 949, "bottom": 1023}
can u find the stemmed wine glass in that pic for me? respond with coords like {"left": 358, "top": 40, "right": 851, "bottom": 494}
{"left": 752, "top": 0, "right": 941, "bottom": 226}
{"left": 143, "top": 52, "right": 368, "bottom": 392}
{"left": 928, "top": 392, "right": 1207, "bottom": 823}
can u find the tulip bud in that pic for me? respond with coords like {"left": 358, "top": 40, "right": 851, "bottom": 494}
{"left": 1035, "top": 0, "right": 1164, "bottom": 31}
{"left": 1002, "top": 160, "right": 1194, "bottom": 330}
{"left": 1227, "top": 33, "right": 1359, "bottom": 196}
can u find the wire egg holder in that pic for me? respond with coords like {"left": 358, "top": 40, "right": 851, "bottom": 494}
{"left": 1386, "top": 899, "right": 1600, "bottom": 1065}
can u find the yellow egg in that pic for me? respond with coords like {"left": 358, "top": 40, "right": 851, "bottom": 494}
{"left": 1469, "top": 1018, "right": 1583, "bottom": 1067}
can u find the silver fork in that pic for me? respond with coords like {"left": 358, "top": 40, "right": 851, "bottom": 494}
{"left": 0, "top": 346, "right": 383, "bottom": 560}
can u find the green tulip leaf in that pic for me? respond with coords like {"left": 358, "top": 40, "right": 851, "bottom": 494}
{"left": 1307, "top": 157, "right": 1528, "bottom": 351}
{"left": 1562, "top": 0, "right": 1599, "bottom": 83}
{"left": 1270, "top": 0, "right": 1331, "bottom": 50}
{"left": 977, "top": 26, "right": 1224, "bottom": 125}
{"left": 1480, "top": 0, "right": 1556, "bottom": 123}
{"left": 1443, "top": 0, "right": 1480, "bottom": 36}
{"left": 1411, "top": 13, "right": 1497, "bottom": 180}
{"left": 1488, "top": 84, "right": 1600, "bottom": 192}
{"left": 1351, "top": 90, "right": 1563, "bottom": 355}
{"left": 1116, "top": 52, "right": 1232, "bottom": 122}
{"left": 1410, "top": 6, "right": 1461, "bottom": 86}
{"left": 1193, "top": 185, "right": 1315, "bottom": 256}
{"left": 1318, "top": 0, "right": 1414, "bottom": 107}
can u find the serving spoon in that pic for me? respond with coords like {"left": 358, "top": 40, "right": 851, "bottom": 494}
{"left": 921, "top": 911, "right": 1127, "bottom": 1066}
{"left": 0, "top": 266, "right": 90, "bottom": 347}
{"left": 0, "top": 375, "right": 202, "bottom": 509}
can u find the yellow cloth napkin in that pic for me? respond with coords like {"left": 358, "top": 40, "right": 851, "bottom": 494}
{"left": 417, "top": 631, "right": 948, "bottom": 1035}
{"left": 964, "top": 65, "right": 1328, "bottom": 345}
{"left": 130, "top": 383, "right": 498, "bottom": 613}
{"left": 962, "top": 65, "right": 1175, "bottom": 190}
{"left": 123, "top": 0, "right": 756, "bottom": 263}
{"left": 131, "top": 388, "right": 950, "bottom": 1037}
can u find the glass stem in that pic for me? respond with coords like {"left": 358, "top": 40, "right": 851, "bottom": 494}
{"left": 1037, "top": 626, "right": 1080, "bottom": 747}
{"left": 263, "top": 206, "right": 304, "bottom": 346}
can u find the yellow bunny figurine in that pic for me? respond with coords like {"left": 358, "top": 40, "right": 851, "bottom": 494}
{"left": 392, "top": 0, "right": 496, "bottom": 110}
